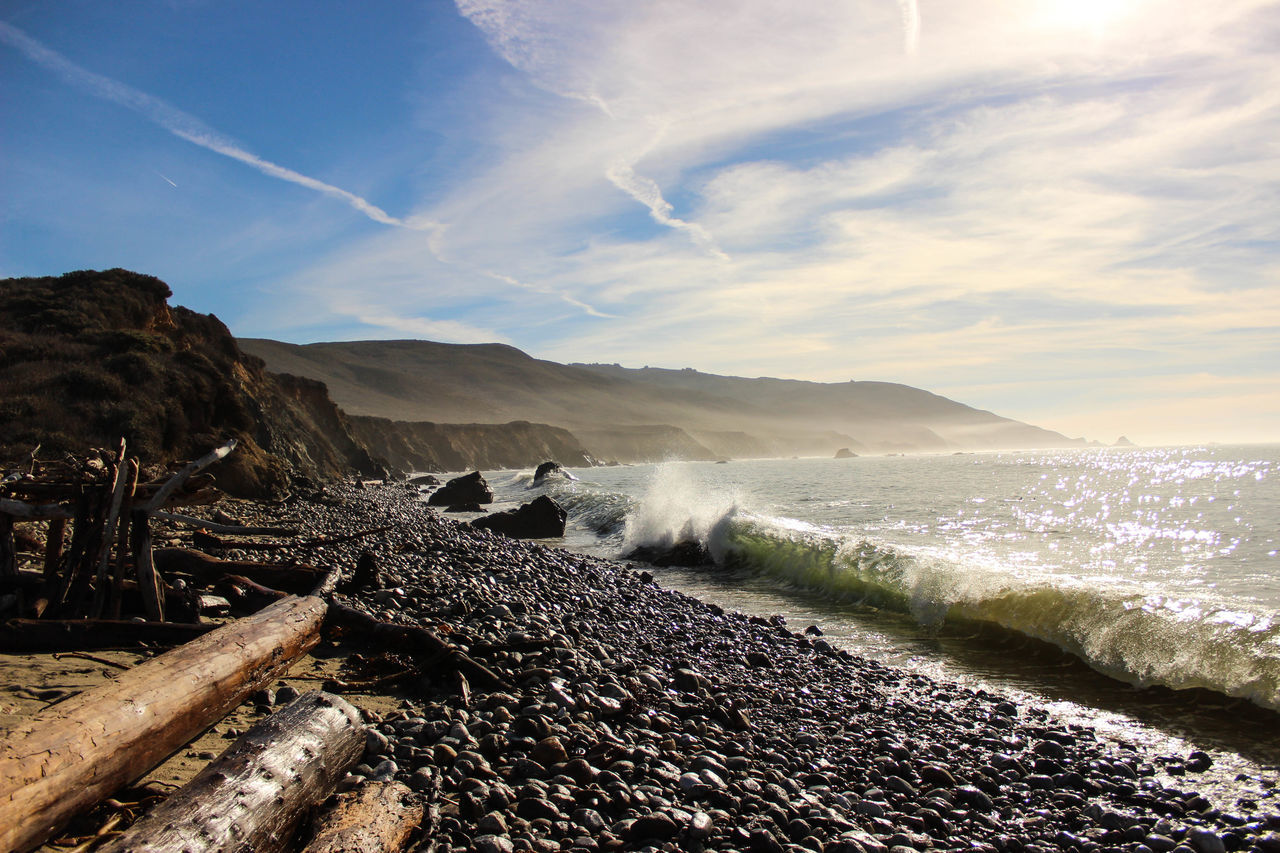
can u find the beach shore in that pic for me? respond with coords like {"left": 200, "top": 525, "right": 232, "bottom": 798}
{"left": 10, "top": 482, "right": 1280, "bottom": 853}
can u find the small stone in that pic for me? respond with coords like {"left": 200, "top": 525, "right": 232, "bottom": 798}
{"left": 689, "top": 811, "right": 714, "bottom": 840}
{"left": 478, "top": 812, "right": 509, "bottom": 835}
{"left": 475, "top": 835, "right": 515, "bottom": 853}
{"left": 531, "top": 736, "right": 568, "bottom": 766}
{"left": 628, "top": 813, "right": 678, "bottom": 841}
{"left": 1187, "top": 829, "right": 1226, "bottom": 853}
{"left": 573, "top": 808, "right": 607, "bottom": 833}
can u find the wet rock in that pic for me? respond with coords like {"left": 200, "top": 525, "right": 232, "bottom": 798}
{"left": 628, "top": 813, "right": 679, "bottom": 841}
{"left": 472, "top": 495, "right": 568, "bottom": 539}
{"left": 476, "top": 835, "right": 515, "bottom": 853}
{"left": 428, "top": 471, "right": 494, "bottom": 507}
{"left": 531, "top": 736, "right": 568, "bottom": 767}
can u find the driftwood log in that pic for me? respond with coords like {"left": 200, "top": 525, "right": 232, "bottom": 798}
{"left": 98, "top": 691, "right": 365, "bottom": 853}
{"left": 301, "top": 780, "right": 424, "bottom": 853}
{"left": 0, "top": 594, "right": 327, "bottom": 853}
{"left": 155, "top": 547, "right": 326, "bottom": 594}
{"left": 325, "top": 601, "right": 509, "bottom": 689}
{"left": 0, "top": 617, "right": 214, "bottom": 653}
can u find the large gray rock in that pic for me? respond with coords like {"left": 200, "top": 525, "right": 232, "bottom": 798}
{"left": 427, "top": 471, "right": 493, "bottom": 507}
{"left": 471, "top": 495, "right": 567, "bottom": 539}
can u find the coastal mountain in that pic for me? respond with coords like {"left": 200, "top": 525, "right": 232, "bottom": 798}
{"left": 0, "top": 270, "right": 386, "bottom": 495}
{"left": 0, "top": 270, "right": 611, "bottom": 485}
{"left": 239, "top": 338, "right": 1081, "bottom": 459}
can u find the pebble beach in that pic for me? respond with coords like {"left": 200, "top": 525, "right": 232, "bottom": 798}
{"left": 238, "top": 480, "right": 1277, "bottom": 853}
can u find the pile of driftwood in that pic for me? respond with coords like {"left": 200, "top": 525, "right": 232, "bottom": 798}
{"left": 0, "top": 440, "right": 516, "bottom": 852}
{"left": 0, "top": 438, "right": 239, "bottom": 622}
{"left": 0, "top": 592, "right": 427, "bottom": 853}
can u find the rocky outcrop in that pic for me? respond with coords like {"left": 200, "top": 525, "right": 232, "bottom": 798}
{"left": 624, "top": 540, "right": 714, "bottom": 567}
{"left": 533, "top": 461, "right": 570, "bottom": 486}
{"left": 575, "top": 425, "right": 718, "bottom": 463}
{"left": 471, "top": 495, "right": 567, "bottom": 539}
{"left": 348, "top": 417, "right": 593, "bottom": 473}
{"left": 426, "top": 472, "right": 493, "bottom": 507}
{"left": 834, "top": 447, "right": 857, "bottom": 458}
{"left": 0, "top": 269, "right": 386, "bottom": 497}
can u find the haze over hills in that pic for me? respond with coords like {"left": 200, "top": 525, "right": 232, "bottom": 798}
{"left": 239, "top": 338, "right": 1083, "bottom": 461}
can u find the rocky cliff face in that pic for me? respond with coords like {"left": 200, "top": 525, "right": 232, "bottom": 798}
{"left": 0, "top": 270, "right": 385, "bottom": 496}
{"left": 574, "top": 425, "right": 719, "bottom": 463}
{"left": 348, "top": 417, "right": 593, "bottom": 473}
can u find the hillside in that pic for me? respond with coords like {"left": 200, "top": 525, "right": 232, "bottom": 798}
{"left": 0, "top": 270, "right": 389, "bottom": 495}
{"left": 239, "top": 338, "right": 1081, "bottom": 458}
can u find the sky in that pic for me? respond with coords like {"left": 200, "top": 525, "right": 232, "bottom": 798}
{"left": 2, "top": 0, "right": 1278, "bottom": 446}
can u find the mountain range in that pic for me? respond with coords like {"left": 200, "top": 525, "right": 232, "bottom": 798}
{"left": 238, "top": 338, "right": 1082, "bottom": 463}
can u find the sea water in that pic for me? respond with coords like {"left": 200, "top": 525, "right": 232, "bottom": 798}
{"left": 484, "top": 445, "right": 1280, "bottom": 807}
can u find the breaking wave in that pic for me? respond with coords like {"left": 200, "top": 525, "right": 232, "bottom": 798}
{"left": 548, "top": 469, "right": 1280, "bottom": 712}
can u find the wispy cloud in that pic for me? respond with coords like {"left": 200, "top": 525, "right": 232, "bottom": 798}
{"left": 0, "top": 20, "right": 434, "bottom": 232}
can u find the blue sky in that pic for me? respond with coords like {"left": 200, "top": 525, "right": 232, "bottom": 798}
{"left": 3, "top": 0, "right": 1278, "bottom": 445}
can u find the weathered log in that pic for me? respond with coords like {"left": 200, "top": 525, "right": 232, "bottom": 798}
{"left": 152, "top": 511, "right": 299, "bottom": 537}
{"left": 194, "top": 524, "right": 393, "bottom": 552}
{"left": 0, "top": 594, "right": 327, "bottom": 853}
{"left": 325, "top": 602, "right": 510, "bottom": 689}
{"left": 108, "top": 488, "right": 134, "bottom": 619}
{"left": 155, "top": 547, "right": 326, "bottom": 593}
{"left": 301, "top": 780, "right": 424, "bottom": 853}
{"left": 142, "top": 438, "right": 238, "bottom": 513}
{"left": 0, "top": 617, "right": 215, "bottom": 652}
{"left": 0, "top": 497, "right": 73, "bottom": 520}
{"left": 90, "top": 442, "right": 131, "bottom": 617}
{"left": 97, "top": 690, "right": 365, "bottom": 853}
{"left": 131, "top": 507, "right": 165, "bottom": 621}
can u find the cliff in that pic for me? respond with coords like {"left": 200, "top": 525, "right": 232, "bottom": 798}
{"left": 348, "top": 417, "right": 594, "bottom": 473}
{"left": 0, "top": 270, "right": 385, "bottom": 496}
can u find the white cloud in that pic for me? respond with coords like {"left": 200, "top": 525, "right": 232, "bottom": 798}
{"left": 151, "top": 0, "right": 1280, "bottom": 442}
{"left": 348, "top": 312, "right": 510, "bottom": 344}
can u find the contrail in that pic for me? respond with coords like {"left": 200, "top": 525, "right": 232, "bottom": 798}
{"left": 606, "top": 159, "right": 729, "bottom": 261}
{"left": 484, "top": 270, "right": 617, "bottom": 319}
{"left": 896, "top": 0, "right": 921, "bottom": 56}
{"left": 0, "top": 21, "right": 434, "bottom": 231}
{"left": 155, "top": 171, "right": 178, "bottom": 188}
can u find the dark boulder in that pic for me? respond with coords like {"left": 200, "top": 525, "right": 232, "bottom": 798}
{"left": 624, "top": 540, "right": 713, "bottom": 567}
{"left": 532, "top": 461, "right": 563, "bottom": 485}
{"left": 408, "top": 473, "right": 441, "bottom": 486}
{"left": 471, "top": 495, "right": 567, "bottom": 539}
{"left": 427, "top": 471, "right": 493, "bottom": 507}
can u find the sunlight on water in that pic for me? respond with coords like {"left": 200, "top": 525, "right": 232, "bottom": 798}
{"left": 496, "top": 446, "right": 1280, "bottom": 806}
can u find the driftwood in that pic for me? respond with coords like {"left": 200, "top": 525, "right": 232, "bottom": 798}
{"left": 155, "top": 547, "right": 326, "bottom": 593}
{"left": 325, "top": 602, "right": 509, "bottom": 689}
{"left": 0, "top": 617, "right": 215, "bottom": 653}
{"left": 301, "top": 781, "right": 424, "bottom": 853}
{"left": 98, "top": 691, "right": 365, "bottom": 853}
{"left": 0, "top": 594, "right": 327, "bottom": 853}
{"left": 90, "top": 441, "right": 131, "bottom": 617}
{"left": 151, "top": 511, "right": 299, "bottom": 537}
{"left": 193, "top": 523, "right": 393, "bottom": 552}
{"left": 0, "top": 497, "right": 73, "bottom": 520}
{"left": 141, "top": 439, "right": 238, "bottom": 513}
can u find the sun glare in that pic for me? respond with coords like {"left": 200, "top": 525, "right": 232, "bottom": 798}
{"left": 1031, "top": 0, "right": 1140, "bottom": 37}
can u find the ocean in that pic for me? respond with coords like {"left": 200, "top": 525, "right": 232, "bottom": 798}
{"left": 478, "top": 445, "right": 1279, "bottom": 806}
